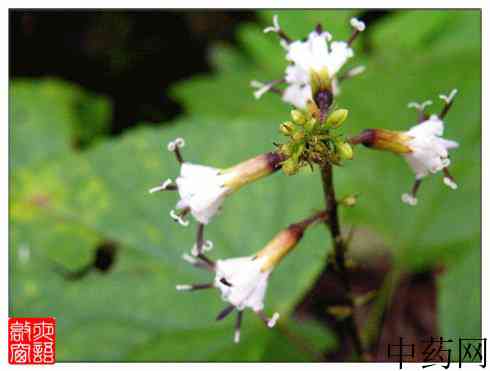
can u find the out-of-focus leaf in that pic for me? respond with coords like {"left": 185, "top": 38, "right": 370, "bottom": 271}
{"left": 172, "top": 9, "right": 481, "bottom": 349}
{"left": 10, "top": 78, "right": 111, "bottom": 172}
{"left": 10, "top": 10, "right": 481, "bottom": 361}
{"left": 11, "top": 118, "right": 336, "bottom": 361}
{"left": 370, "top": 10, "right": 480, "bottom": 53}
{"left": 261, "top": 318, "right": 337, "bottom": 361}
{"left": 438, "top": 246, "right": 481, "bottom": 344}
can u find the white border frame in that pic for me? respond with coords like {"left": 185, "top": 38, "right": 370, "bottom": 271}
{"left": 2, "top": 1, "right": 487, "bottom": 370}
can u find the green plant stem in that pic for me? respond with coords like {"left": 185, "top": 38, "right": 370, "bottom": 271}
{"left": 320, "top": 162, "right": 367, "bottom": 360}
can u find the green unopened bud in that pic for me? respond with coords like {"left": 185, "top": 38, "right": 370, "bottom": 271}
{"left": 292, "top": 131, "right": 305, "bottom": 141}
{"left": 340, "top": 194, "right": 358, "bottom": 207}
{"left": 279, "top": 144, "right": 293, "bottom": 157}
{"left": 326, "top": 109, "right": 349, "bottom": 128}
{"left": 304, "top": 118, "right": 317, "bottom": 131}
{"left": 306, "top": 100, "right": 320, "bottom": 121}
{"left": 279, "top": 121, "right": 294, "bottom": 135}
{"left": 313, "top": 141, "right": 327, "bottom": 153}
{"left": 336, "top": 142, "right": 353, "bottom": 160}
{"left": 282, "top": 158, "right": 299, "bottom": 176}
{"left": 291, "top": 110, "right": 306, "bottom": 125}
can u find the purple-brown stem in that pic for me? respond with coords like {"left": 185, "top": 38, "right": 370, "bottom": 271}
{"left": 439, "top": 98, "right": 455, "bottom": 120}
{"left": 347, "top": 29, "right": 360, "bottom": 47}
{"left": 320, "top": 162, "right": 367, "bottom": 360}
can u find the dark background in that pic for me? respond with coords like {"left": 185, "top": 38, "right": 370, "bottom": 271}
{"left": 10, "top": 10, "right": 389, "bottom": 137}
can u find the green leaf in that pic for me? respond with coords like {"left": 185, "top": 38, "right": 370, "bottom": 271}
{"left": 11, "top": 10, "right": 481, "bottom": 361}
{"left": 171, "top": 10, "right": 481, "bottom": 351}
{"left": 10, "top": 78, "right": 112, "bottom": 172}
{"left": 438, "top": 246, "right": 481, "bottom": 344}
{"left": 11, "top": 118, "right": 337, "bottom": 361}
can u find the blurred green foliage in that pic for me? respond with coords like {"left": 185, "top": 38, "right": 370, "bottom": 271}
{"left": 10, "top": 10, "right": 480, "bottom": 361}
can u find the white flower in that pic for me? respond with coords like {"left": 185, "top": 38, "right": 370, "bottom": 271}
{"left": 402, "top": 115, "right": 459, "bottom": 179}
{"left": 254, "top": 16, "right": 366, "bottom": 108}
{"left": 214, "top": 256, "right": 272, "bottom": 313}
{"left": 286, "top": 32, "right": 353, "bottom": 80}
{"left": 174, "top": 162, "right": 230, "bottom": 225}
{"left": 176, "top": 253, "right": 280, "bottom": 343}
{"left": 151, "top": 139, "right": 284, "bottom": 228}
{"left": 282, "top": 32, "right": 353, "bottom": 108}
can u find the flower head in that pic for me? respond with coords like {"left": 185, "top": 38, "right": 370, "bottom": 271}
{"left": 174, "top": 162, "right": 228, "bottom": 225}
{"left": 214, "top": 256, "right": 272, "bottom": 313}
{"left": 350, "top": 90, "right": 459, "bottom": 205}
{"left": 150, "top": 138, "right": 284, "bottom": 226}
{"left": 176, "top": 211, "right": 327, "bottom": 343}
{"left": 150, "top": 138, "right": 285, "bottom": 255}
{"left": 252, "top": 16, "right": 366, "bottom": 109}
{"left": 402, "top": 115, "right": 459, "bottom": 179}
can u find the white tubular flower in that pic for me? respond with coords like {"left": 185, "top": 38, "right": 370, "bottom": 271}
{"left": 214, "top": 256, "right": 272, "bottom": 313}
{"left": 282, "top": 81, "right": 313, "bottom": 109}
{"left": 352, "top": 94, "right": 459, "bottom": 206}
{"left": 151, "top": 139, "right": 285, "bottom": 230}
{"left": 282, "top": 31, "right": 354, "bottom": 108}
{"left": 175, "top": 163, "right": 229, "bottom": 225}
{"left": 254, "top": 17, "right": 365, "bottom": 109}
{"left": 175, "top": 211, "right": 326, "bottom": 343}
{"left": 402, "top": 115, "right": 459, "bottom": 179}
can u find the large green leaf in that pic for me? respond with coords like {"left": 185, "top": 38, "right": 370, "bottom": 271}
{"left": 171, "top": 9, "right": 481, "bottom": 351}
{"left": 11, "top": 118, "right": 339, "bottom": 361}
{"left": 10, "top": 78, "right": 112, "bottom": 172}
{"left": 439, "top": 246, "right": 481, "bottom": 344}
{"left": 10, "top": 10, "right": 481, "bottom": 361}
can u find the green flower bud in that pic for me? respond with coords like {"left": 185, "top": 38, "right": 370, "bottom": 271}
{"left": 282, "top": 158, "right": 299, "bottom": 176}
{"left": 279, "top": 121, "right": 294, "bottom": 135}
{"left": 292, "top": 131, "right": 305, "bottom": 141}
{"left": 291, "top": 110, "right": 306, "bottom": 125}
{"left": 326, "top": 109, "right": 349, "bottom": 128}
{"left": 304, "top": 118, "right": 317, "bottom": 132}
{"left": 279, "top": 143, "right": 293, "bottom": 157}
{"left": 306, "top": 99, "right": 320, "bottom": 120}
{"left": 336, "top": 141, "right": 353, "bottom": 160}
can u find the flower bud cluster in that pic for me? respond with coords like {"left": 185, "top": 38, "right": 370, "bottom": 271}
{"left": 278, "top": 103, "right": 352, "bottom": 175}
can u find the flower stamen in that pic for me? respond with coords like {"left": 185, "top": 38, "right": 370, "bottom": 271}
{"left": 148, "top": 178, "right": 177, "bottom": 194}
{"left": 256, "top": 310, "right": 280, "bottom": 328}
{"left": 182, "top": 253, "right": 215, "bottom": 272}
{"left": 443, "top": 168, "right": 458, "bottom": 190}
{"left": 263, "top": 14, "right": 291, "bottom": 46}
{"left": 176, "top": 283, "right": 214, "bottom": 291}
{"left": 408, "top": 100, "right": 433, "bottom": 123}
{"left": 401, "top": 178, "right": 422, "bottom": 206}
{"left": 347, "top": 17, "right": 366, "bottom": 46}
{"left": 338, "top": 65, "right": 366, "bottom": 83}
{"left": 167, "top": 138, "right": 185, "bottom": 164}
{"left": 234, "top": 311, "right": 243, "bottom": 343}
{"left": 216, "top": 305, "right": 235, "bottom": 321}
{"left": 250, "top": 79, "right": 284, "bottom": 99}
{"left": 438, "top": 89, "right": 458, "bottom": 119}
{"left": 170, "top": 208, "right": 190, "bottom": 227}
